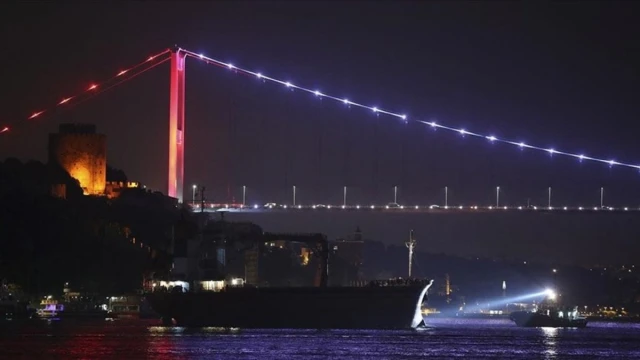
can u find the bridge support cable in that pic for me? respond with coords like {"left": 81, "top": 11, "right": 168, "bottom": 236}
{"left": 317, "top": 116, "right": 324, "bottom": 204}
{"left": 342, "top": 109, "right": 351, "bottom": 199}
{"left": 227, "top": 95, "right": 237, "bottom": 204}
{"left": 401, "top": 133, "right": 407, "bottom": 204}
{"left": 371, "top": 116, "right": 379, "bottom": 203}
{"left": 1, "top": 49, "right": 171, "bottom": 136}
{"left": 182, "top": 48, "right": 640, "bottom": 173}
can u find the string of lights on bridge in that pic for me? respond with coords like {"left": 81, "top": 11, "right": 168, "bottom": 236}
{"left": 0, "top": 49, "right": 172, "bottom": 134}
{"left": 194, "top": 203, "right": 640, "bottom": 213}
{"left": 2, "top": 46, "right": 638, "bottom": 174}
{"left": 188, "top": 184, "right": 639, "bottom": 214}
{"left": 182, "top": 48, "right": 640, "bottom": 172}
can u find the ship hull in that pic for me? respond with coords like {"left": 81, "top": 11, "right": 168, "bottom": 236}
{"left": 510, "top": 311, "right": 587, "bottom": 328}
{"left": 146, "top": 284, "right": 431, "bottom": 329}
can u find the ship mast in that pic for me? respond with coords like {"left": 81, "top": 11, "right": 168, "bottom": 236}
{"left": 405, "top": 229, "right": 416, "bottom": 278}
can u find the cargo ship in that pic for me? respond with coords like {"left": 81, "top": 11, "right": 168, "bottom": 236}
{"left": 145, "top": 218, "right": 433, "bottom": 329}
{"left": 146, "top": 280, "right": 432, "bottom": 329}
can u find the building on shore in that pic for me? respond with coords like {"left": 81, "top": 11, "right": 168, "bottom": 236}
{"left": 48, "top": 123, "right": 144, "bottom": 199}
{"left": 48, "top": 123, "right": 106, "bottom": 196}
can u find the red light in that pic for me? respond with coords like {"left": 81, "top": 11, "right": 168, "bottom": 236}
{"left": 147, "top": 56, "right": 155, "bottom": 61}
{"left": 28, "top": 111, "right": 43, "bottom": 119}
{"left": 0, "top": 126, "right": 9, "bottom": 133}
{"left": 59, "top": 97, "right": 72, "bottom": 105}
{"left": 117, "top": 70, "right": 128, "bottom": 76}
{"left": 88, "top": 84, "right": 98, "bottom": 90}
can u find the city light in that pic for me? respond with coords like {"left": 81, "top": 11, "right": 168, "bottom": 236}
{"left": 28, "top": 111, "right": 43, "bottom": 119}
{"left": 59, "top": 97, "right": 72, "bottom": 105}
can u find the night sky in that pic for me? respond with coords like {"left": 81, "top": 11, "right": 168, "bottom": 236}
{"left": 1, "top": 2, "right": 640, "bottom": 265}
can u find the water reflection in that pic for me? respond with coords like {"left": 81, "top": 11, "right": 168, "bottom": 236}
{"left": 148, "top": 326, "right": 242, "bottom": 336}
{"left": 541, "top": 327, "right": 558, "bottom": 359}
{"left": 2, "top": 319, "right": 640, "bottom": 359}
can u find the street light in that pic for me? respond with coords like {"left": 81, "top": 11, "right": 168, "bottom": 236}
{"left": 343, "top": 186, "right": 347, "bottom": 207}
{"left": 444, "top": 186, "right": 448, "bottom": 208}
{"left": 192, "top": 184, "right": 197, "bottom": 205}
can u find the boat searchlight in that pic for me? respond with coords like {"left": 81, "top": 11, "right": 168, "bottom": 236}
{"left": 545, "top": 289, "right": 557, "bottom": 301}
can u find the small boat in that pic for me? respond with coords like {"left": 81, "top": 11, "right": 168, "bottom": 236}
{"left": 107, "top": 295, "right": 142, "bottom": 319}
{"left": 510, "top": 289, "right": 587, "bottom": 328}
{"left": 510, "top": 310, "right": 588, "bottom": 328}
{"left": 37, "top": 298, "right": 64, "bottom": 319}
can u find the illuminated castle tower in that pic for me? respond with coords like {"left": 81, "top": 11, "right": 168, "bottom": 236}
{"left": 48, "top": 124, "right": 106, "bottom": 195}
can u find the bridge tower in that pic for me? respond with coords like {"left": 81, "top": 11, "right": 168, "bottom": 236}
{"left": 168, "top": 47, "right": 186, "bottom": 202}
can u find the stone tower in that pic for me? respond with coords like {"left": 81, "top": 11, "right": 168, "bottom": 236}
{"left": 48, "top": 124, "right": 106, "bottom": 195}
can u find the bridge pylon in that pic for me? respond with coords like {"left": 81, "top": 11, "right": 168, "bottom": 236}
{"left": 168, "top": 47, "right": 186, "bottom": 202}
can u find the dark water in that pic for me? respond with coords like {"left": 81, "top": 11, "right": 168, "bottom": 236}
{"left": 1, "top": 318, "right": 639, "bottom": 359}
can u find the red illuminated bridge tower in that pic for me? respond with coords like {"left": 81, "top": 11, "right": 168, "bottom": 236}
{"left": 168, "top": 47, "right": 186, "bottom": 202}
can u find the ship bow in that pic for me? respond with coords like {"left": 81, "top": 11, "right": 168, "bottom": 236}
{"left": 411, "top": 280, "right": 433, "bottom": 328}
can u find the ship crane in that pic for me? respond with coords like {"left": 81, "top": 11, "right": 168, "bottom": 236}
{"left": 405, "top": 230, "right": 416, "bottom": 278}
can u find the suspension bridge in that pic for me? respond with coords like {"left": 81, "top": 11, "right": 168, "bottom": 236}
{"left": 2, "top": 46, "right": 639, "bottom": 215}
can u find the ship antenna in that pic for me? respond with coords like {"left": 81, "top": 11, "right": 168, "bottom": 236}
{"left": 405, "top": 229, "right": 416, "bottom": 278}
